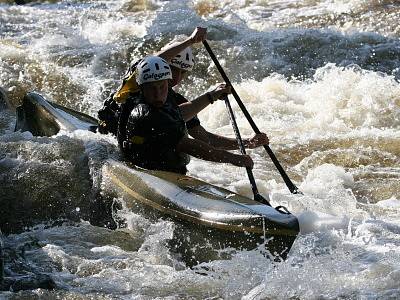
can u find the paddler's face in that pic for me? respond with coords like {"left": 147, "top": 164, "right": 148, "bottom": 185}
{"left": 170, "top": 66, "right": 187, "bottom": 87}
{"left": 142, "top": 80, "right": 169, "bottom": 108}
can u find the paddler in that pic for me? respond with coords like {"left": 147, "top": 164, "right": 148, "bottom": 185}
{"left": 157, "top": 28, "right": 269, "bottom": 151}
{"left": 98, "top": 26, "right": 268, "bottom": 149}
{"left": 118, "top": 56, "right": 254, "bottom": 174}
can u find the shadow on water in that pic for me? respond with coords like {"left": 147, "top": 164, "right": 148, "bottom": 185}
{"left": 1, "top": 233, "right": 56, "bottom": 292}
{"left": 0, "top": 89, "right": 115, "bottom": 234}
{"left": 0, "top": 222, "right": 144, "bottom": 293}
{"left": 0, "top": 136, "right": 114, "bottom": 234}
{"left": 0, "top": 88, "right": 11, "bottom": 111}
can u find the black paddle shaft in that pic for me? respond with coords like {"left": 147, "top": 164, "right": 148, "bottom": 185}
{"left": 203, "top": 40, "right": 302, "bottom": 195}
{"left": 224, "top": 96, "right": 271, "bottom": 206}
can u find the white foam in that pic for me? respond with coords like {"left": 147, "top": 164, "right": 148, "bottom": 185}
{"left": 376, "top": 197, "right": 400, "bottom": 209}
{"left": 300, "top": 164, "right": 354, "bottom": 197}
{"left": 297, "top": 210, "right": 349, "bottom": 234}
{"left": 81, "top": 19, "right": 148, "bottom": 45}
{"left": 198, "top": 64, "right": 400, "bottom": 147}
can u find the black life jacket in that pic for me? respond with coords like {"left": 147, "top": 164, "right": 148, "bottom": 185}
{"left": 117, "top": 92, "right": 189, "bottom": 174}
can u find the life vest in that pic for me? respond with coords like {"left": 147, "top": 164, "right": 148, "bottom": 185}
{"left": 117, "top": 93, "right": 190, "bottom": 174}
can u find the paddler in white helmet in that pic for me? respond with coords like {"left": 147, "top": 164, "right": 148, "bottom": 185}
{"left": 156, "top": 27, "right": 269, "bottom": 151}
{"left": 118, "top": 55, "right": 254, "bottom": 174}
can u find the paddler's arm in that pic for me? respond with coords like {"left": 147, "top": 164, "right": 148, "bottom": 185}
{"left": 189, "top": 126, "right": 269, "bottom": 150}
{"left": 155, "top": 27, "right": 207, "bottom": 62}
{"left": 176, "top": 136, "right": 254, "bottom": 168}
{"left": 179, "top": 84, "right": 231, "bottom": 121}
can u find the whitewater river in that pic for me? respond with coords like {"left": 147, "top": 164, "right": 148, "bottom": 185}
{"left": 1, "top": 0, "right": 400, "bottom": 298}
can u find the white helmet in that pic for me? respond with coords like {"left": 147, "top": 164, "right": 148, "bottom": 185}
{"left": 136, "top": 56, "right": 172, "bottom": 85}
{"left": 170, "top": 47, "right": 195, "bottom": 71}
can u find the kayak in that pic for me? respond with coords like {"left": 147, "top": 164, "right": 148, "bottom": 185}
{"left": 15, "top": 92, "right": 300, "bottom": 265}
{"left": 15, "top": 92, "right": 98, "bottom": 135}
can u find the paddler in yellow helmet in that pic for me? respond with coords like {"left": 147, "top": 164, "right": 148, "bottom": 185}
{"left": 118, "top": 55, "right": 254, "bottom": 174}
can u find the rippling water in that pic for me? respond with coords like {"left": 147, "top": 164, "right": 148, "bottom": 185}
{"left": 1, "top": 0, "right": 400, "bottom": 298}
